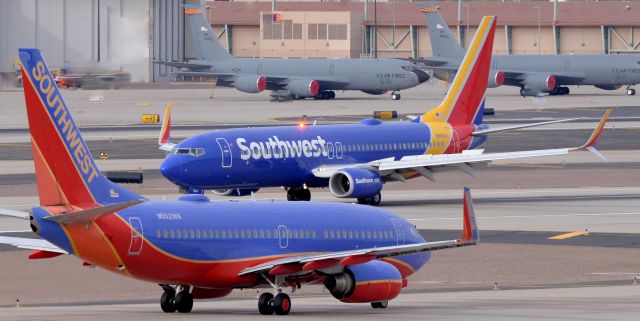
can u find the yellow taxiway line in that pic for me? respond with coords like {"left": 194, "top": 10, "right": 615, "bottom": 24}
{"left": 547, "top": 231, "right": 589, "bottom": 240}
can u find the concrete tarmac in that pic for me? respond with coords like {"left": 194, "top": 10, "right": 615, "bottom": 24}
{"left": 1, "top": 285, "right": 639, "bottom": 321}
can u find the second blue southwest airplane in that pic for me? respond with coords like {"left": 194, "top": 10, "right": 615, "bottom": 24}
{"left": 159, "top": 10, "right": 611, "bottom": 205}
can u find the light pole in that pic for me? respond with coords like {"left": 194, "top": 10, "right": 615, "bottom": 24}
{"left": 535, "top": 6, "right": 541, "bottom": 55}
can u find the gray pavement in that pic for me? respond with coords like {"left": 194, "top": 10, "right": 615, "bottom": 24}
{"left": 0, "top": 285, "right": 639, "bottom": 321}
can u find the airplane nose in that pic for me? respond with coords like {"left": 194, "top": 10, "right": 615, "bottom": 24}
{"left": 412, "top": 68, "right": 430, "bottom": 83}
{"left": 160, "top": 156, "right": 183, "bottom": 183}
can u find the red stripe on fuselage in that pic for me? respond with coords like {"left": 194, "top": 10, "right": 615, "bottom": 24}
{"left": 21, "top": 68, "right": 95, "bottom": 205}
{"left": 446, "top": 21, "right": 495, "bottom": 125}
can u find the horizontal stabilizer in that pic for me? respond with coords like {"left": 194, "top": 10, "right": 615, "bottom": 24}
{"left": 0, "top": 236, "right": 67, "bottom": 254}
{"left": 44, "top": 199, "right": 145, "bottom": 225}
{"left": 0, "top": 208, "right": 30, "bottom": 220}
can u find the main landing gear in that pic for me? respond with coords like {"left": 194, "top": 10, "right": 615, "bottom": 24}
{"left": 357, "top": 192, "right": 382, "bottom": 206}
{"left": 391, "top": 91, "right": 401, "bottom": 100}
{"left": 258, "top": 274, "right": 294, "bottom": 315}
{"left": 314, "top": 90, "right": 336, "bottom": 100}
{"left": 627, "top": 86, "right": 636, "bottom": 96}
{"left": 160, "top": 285, "right": 193, "bottom": 313}
{"left": 286, "top": 186, "right": 311, "bottom": 201}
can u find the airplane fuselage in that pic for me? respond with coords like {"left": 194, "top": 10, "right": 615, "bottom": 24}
{"left": 209, "top": 57, "right": 427, "bottom": 92}
{"left": 161, "top": 120, "right": 485, "bottom": 190}
{"left": 34, "top": 199, "right": 429, "bottom": 288}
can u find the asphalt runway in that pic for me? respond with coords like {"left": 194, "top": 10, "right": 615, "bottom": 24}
{"left": 2, "top": 285, "right": 640, "bottom": 321}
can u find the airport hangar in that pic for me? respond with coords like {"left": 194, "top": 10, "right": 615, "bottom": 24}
{"left": 1, "top": 0, "right": 640, "bottom": 86}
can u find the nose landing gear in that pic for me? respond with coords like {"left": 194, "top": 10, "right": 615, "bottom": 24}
{"left": 391, "top": 91, "right": 401, "bottom": 100}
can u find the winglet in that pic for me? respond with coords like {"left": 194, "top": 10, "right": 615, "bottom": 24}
{"left": 459, "top": 187, "right": 479, "bottom": 243}
{"left": 573, "top": 108, "right": 612, "bottom": 161}
{"left": 158, "top": 102, "right": 175, "bottom": 152}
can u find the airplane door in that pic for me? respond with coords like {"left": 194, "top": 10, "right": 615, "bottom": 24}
{"left": 329, "top": 64, "right": 335, "bottom": 76}
{"left": 216, "top": 138, "right": 233, "bottom": 168}
{"left": 564, "top": 60, "right": 570, "bottom": 71}
{"left": 327, "top": 142, "right": 335, "bottom": 159}
{"left": 335, "top": 142, "right": 343, "bottom": 159}
{"left": 391, "top": 218, "right": 405, "bottom": 245}
{"left": 257, "top": 64, "right": 263, "bottom": 75}
{"left": 278, "top": 225, "right": 288, "bottom": 248}
{"left": 127, "top": 217, "right": 144, "bottom": 256}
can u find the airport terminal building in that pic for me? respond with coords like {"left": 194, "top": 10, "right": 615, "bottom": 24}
{"left": 1, "top": 0, "right": 639, "bottom": 84}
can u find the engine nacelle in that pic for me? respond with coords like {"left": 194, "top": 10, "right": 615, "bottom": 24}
{"left": 286, "top": 79, "right": 320, "bottom": 97}
{"left": 234, "top": 75, "right": 267, "bottom": 93}
{"left": 212, "top": 188, "right": 259, "bottom": 197}
{"left": 521, "top": 74, "right": 556, "bottom": 96}
{"left": 328, "top": 168, "right": 383, "bottom": 198}
{"left": 594, "top": 84, "right": 622, "bottom": 91}
{"left": 324, "top": 260, "right": 402, "bottom": 303}
{"left": 488, "top": 71, "right": 505, "bottom": 88}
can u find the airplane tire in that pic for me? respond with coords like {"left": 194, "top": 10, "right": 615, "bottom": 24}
{"left": 273, "top": 293, "right": 292, "bottom": 315}
{"left": 160, "top": 291, "right": 177, "bottom": 313}
{"left": 328, "top": 91, "right": 336, "bottom": 99}
{"left": 391, "top": 92, "right": 401, "bottom": 100}
{"left": 258, "top": 293, "right": 274, "bottom": 315}
{"left": 287, "top": 187, "right": 311, "bottom": 201}
{"left": 628, "top": 88, "right": 636, "bottom": 96}
{"left": 175, "top": 292, "right": 193, "bottom": 313}
{"left": 371, "top": 301, "right": 388, "bottom": 309}
{"left": 356, "top": 193, "right": 381, "bottom": 206}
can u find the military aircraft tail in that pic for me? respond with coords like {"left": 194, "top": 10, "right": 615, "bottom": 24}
{"left": 422, "top": 7, "right": 465, "bottom": 58}
{"left": 18, "top": 48, "right": 144, "bottom": 206}
{"left": 184, "top": 5, "right": 234, "bottom": 62}
{"left": 420, "top": 16, "right": 496, "bottom": 126}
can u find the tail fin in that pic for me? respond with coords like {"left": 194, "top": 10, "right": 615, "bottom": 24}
{"left": 422, "top": 7, "right": 465, "bottom": 58}
{"left": 185, "top": 5, "right": 234, "bottom": 61}
{"left": 158, "top": 102, "right": 176, "bottom": 151}
{"left": 18, "top": 48, "right": 144, "bottom": 206}
{"left": 421, "top": 16, "right": 496, "bottom": 126}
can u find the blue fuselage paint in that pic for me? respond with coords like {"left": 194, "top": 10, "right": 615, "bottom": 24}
{"left": 161, "top": 120, "right": 482, "bottom": 190}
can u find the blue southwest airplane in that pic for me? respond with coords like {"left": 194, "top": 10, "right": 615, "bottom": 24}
{"left": 158, "top": 15, "right": 611, "bottom": 205}
{"left": 0, "top": 46, "right": 482, "bottom": 315}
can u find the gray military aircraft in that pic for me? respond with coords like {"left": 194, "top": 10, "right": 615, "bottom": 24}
{"left": 155, "top": 5, "right": 429, "bottom": 101}
{"left": 416, "top": 7, "right": 640, "bottom": 97}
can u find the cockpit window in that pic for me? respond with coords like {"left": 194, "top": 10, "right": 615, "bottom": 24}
{"left": 170, "top": 147, "right": 205, "bottom": 157}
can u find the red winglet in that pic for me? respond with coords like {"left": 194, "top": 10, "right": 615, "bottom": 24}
{"left": 577, "top": 108, "right": 612, "bottom": 149}
{"left": 459, "top": 187, "right": 479, "bottom": 243}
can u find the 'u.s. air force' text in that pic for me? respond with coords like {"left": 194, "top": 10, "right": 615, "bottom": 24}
{"left": 31, "top": 61, "right": 99, "bottom": 183}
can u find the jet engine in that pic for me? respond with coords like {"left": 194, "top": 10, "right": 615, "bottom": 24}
{"left": 328, "top": 168, "right": 383, "bottom": 198}
{"left": 520, "top": 74, "right": 556, "bottom": 96}
{"left": 286, "top": 79, "right": 320, "bottom": 97}
{"left": 212, "top": 188, "right": 260, "bottom": 197}
{"left": 324, "top": 260, "right": 403, "bottom": 303}
{"left": 234, "top": 75, "right": 267, "bottom": 93}
{"left": 488, "top": 71, "right": 505, "bottom": 88}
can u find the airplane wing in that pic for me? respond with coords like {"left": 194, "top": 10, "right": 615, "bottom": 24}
{"left": 154, "top": 61, "right": 211, "bottom": 71}
{"left": 0, "top": 236, "right": 67, "bottom": 254}
{"left": 313, "top": 109, "right": 611, "bottom": 180}
{"left": 238, "top": 187, "right": 478, "bottom": 276}
{"left": 472, "top": 117, "right": 585, "bottom": 135}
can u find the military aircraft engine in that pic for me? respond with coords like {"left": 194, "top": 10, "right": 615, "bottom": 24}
{"left": 328, "top": 168, "right": 383, "bottom": 198}
{"left": 286, "top": 79, "right": 320, "bottom": 98}
{"left": 520, "top": 74, "right": 556, "bottom": 96}
{"left": 488, "top": 71, "right": 505, "bottom": 88}
{"left": 234, "top": 75, "right": 267, "bottom": 93}
{"left": 324, "top": 260, "right": 403, "bottom": 303}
